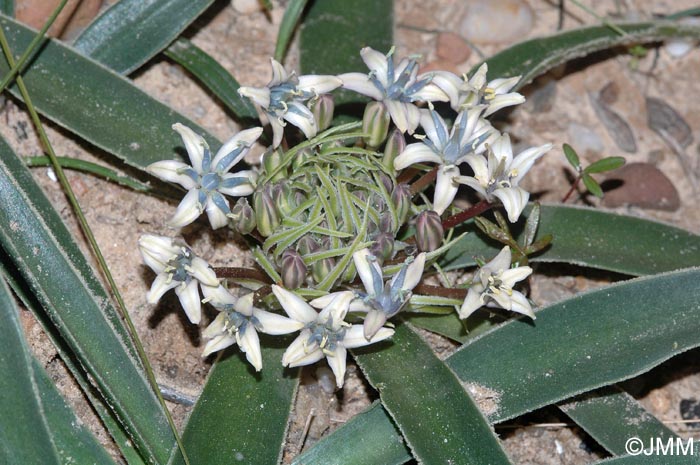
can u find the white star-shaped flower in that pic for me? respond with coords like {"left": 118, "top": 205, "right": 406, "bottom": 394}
{"left": 239, "top": 59, "right": 342, "bottom": 147}
{"left": 272, "top": 285, "right": 394, "bottom": 388}
{"left": 456, "top": 133, "right": 552, "bottom": 222}
{"left": 148, "top": 123, "right": 262, "bottom": 229}
{"left": 459, "top": 246, "right": 534, "bottom": 320}
{"left": 339, "top": 47, "right": 449, "bottom": 134}
{"left": 138, "top": 234, "right": 218, "bottom": 324}
{"left": 201, "top": 286, "right": 303, "bottom": 371}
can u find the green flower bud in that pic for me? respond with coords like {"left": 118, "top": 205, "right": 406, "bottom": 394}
{"left": 280, "top": 249, "right": 307, "bottom": 289}
{"left": 312, "top": 94, "right": 335, "bottom": 132}
{"left": 253, "top": 186, "right": 280, "bottom": 237}
{"left": 311, "top": 238, "right": 335, "bottom": 284}
{"left": 229, "top": 197, "right": 256, "bottom": 235}
{"left": 370, "top": 232, "right": 394, "bottom": 262}
{"left": 362, "top": 101, "right": 390, "bottom": 148}
{"left": 414, "top": 210, "right": 443, "bottom": 252}
{"left": 292, "top": 148, "right": 313, "bottom": 171}
{"left": 392, "top": 183, "right": 412, "bottom": 225}
{"left": 296, "top": 235, "right": 319, "bottom": 256}
{"left": 383, "top": 128, "right": 406, "bottom": 170}
{"left": 272, "top": 181, "right": 295, "bottom": 217}
{"left": 262, "top": 148, "right": 285, "bottom": 182}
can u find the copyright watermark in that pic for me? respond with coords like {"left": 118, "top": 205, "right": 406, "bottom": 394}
{"left": 625, "top": 437, "right": 696, "bottom": 456}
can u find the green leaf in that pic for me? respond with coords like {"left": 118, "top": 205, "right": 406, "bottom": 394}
{"left": 446, "top": 268, "right": 700, "bottom": 423}
{"left": 0, "top": 135, "right": 174, "bottom": 464}
{"left": 0, "top": 15, "right": 220, "bottom": 173}
{"left": 593, "top": 455, "right": 700, "bottom": 465}
{"left": 291, "top": 402, "right": 411, "bottom": 465}
{"left": 560, "top": 387, "right": 678, "bottom": 456}
{"left": 164, "top": 38, "right": 258, "bottom": 121}
{"left": 584, "top": 156, "right": 626, "bottom": 174}
{"left": 170, "top": 343, "right": 298, "bottom": 465}
{"left": 0, "top": 276, "right": 61, "bottom": 465}
{"left": 563, "top": 143, "right": 580, "bottom": 169}
{"left": 354, "top": 324, "right": 512, "bottom": 465}
{"left": 299, "top": 0, "right": 392, "bottom": 105}
{"left": 522, "top": 202, "right": 541, "bottom": 248}
{"left": 73, "top": 0, "right": 215, "bottom": 75}
{"left": 405, "top": 312, "right": 497, "bottom": 344}
{"left": 481, "top": 20, "right": 700, "bottom": 90}
{"left": 275, "top": 0, "right": 308, "bottom": 62}
{"left": 583, "top": 172, "right": 604, "bottom": 197}
{"left": 0, "top": 1, "right": 11, "bottom": 16}
{"left": 442, "top": 205, "right": 700, "bottom": 276}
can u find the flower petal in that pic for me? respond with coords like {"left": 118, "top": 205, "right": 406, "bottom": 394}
{"left": 297, "top": 75, "right": 343, "bottom": 94}
{"left": 146, "top": 273, "right": 178, "bottom": 304}
{"left": 401, "top": 252, "right": 426, "bottom": 291}
{"left": 212, "top": 127, "right": 263, "bottom": 171}
{"left": 424, "top": 70, "right": 463, "bottom": 110}
{"left": 483, "top": 92, "right": 526, "bottom": 117}
{"left": 146, "top": 160, "right": 197, "bottom": 189}
{"left": 169, "top": 189, "right": 202, "bottom": 228}
{"left": 393, "top": 142, "right": 442, "bottom": 170}
{"left": 338, "top": 73, "right": 384, "bottom": 101}
{"left": 319, "top": 291, "right": 354, "bottom": 328}
{"left": 237, "top": 326, "right": 263, "bottom": 371}
{"left": 138, "top": 234, "right": 178, "bottom": 273}
{"left": 202, "top": 284, "right": 236, "bottom": 306}
{"left": 202, "top": 312, "right": 228, "bottom": 339}
{"left": 500, "top": 266, "right": 533, "bottom": 288}
{"left": 253, "top": 308, "right": 304, "bottom": 335}
{"left": 510, "top": 143, "right": 552, "bottom": 185}
{"left": 205, "top": 196, "right": 229, "bottom": 230}
{"left": 509, "top": 290, "right": 535, "bottom": 319}
{"left": 343, "top": 324, "right": 393, "bottom": 348}
{"left": 272, "top": 285, "right": 318, "bottom": 323}
{"left": 282, "top": 332, "right": 323, "bottom": 367}
{"left": 363, "top": 309, "right": 388, "bottom": 340}
{"left": 411, "top": 82, "right": 449, "bottom": 102}
{"left": 326, "top": 346, "right": 347, "bottom": 388}
{"left": 433, "top": 164, "right": 460, "bottom": 215}
{"left": 269, "top": 115, "right": 286, "bottom": 148}
{"left": 386, "top": 100, "right": 421, "bottom": 134}
{"left": 172, "top": 123, "right": 207, "bottom": 173}
{"left": 175, "top": 280, "right": 202, "bottom": 324}
{"left": 458, "top": 288, "right": 482, "bottom": 319}
{"left": 360, "top": 47, "right": 388, "bottom": 78}
{"left": 238, "top": 86, "right": 271, "bottom": 109}
{"left": 352, "top": 248, "right": 382, "bottom": 295}
{"left": 202, "top": 333, "right": 236, "bottom": 358}
{"left": 219, "top": 171, "right": 256, "bottom": 196}
{"left": 269, "top": 58, "right": 288, "bottom": 85}
{"left": 493, "top": 186, "right": 529, "bottom": 223}
{"left": 188, "top": 256, "right": 218, "bottom": 287}
{"left": 284, "top": 101, "right": 317, "bottom": 140}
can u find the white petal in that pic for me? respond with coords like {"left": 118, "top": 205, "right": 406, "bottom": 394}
{"left": 310, "top": 291, "right": 355, "bottom": 309}
{"left": 238, "top": 327, "right": 263, "bottom": 371}
{"left": 463, "top": 154, "right": 489, "bottom": 184}
{"left": 205, "top": 196, "right": 229, "bottom": 230}
{"left": 486, "top": 247, "right": 512, "bottom": 274}
{"left": 269, "top": 116, "right": 286, "bottom": 148}
{"left": 284, "top": 101, "right": 317, "bottom": 139}
{"left": 342, "top": 325, "right": 393, "bottom": 348}
{"left": 169, "top": 189, "right": 202, "bottom": 228}
{"left": 189, "top": 256, "right": 218, "bottom": 287}
{"left": 424, "top": 71, "right": 463, "bottom": 110}
{"left": 352, "top": 248, "right": 382, "bottom": 295}
{"left": 338, "top": 73, "right": 384, "bottom": 101}
{"left": 483, "top": 93, "right": 526, "bottom": 117}
{"left": 490, "top": 76, "right": 520, "bottom": 94}
{"left": 234, "top": 292, "right": 255, "bottom": 316}
{"left": 253, "top": 308, "right": 304, "bottom": 335}
{"left": 218, "top": 171, "right": 256, "bottom": 196}
{"left": 510, "top": 143, "right": 552, "bottom": 185}
{"left": 269, "top": 58, "right": 288, "bottom": 85}
{"left": 202, "top": 333, "right": 236, "bottom": 358}
{"left": 146, "top": 273, "right": 178, "bottom": 304}
{"left": 175, "top": 280, "right": 202, "bottom": 324}
{"left": 202, "top": 312, "right": 228, "bottom": 339}
{"left": 491, "top": 133, "right": 514, "bottom": 166}
{"left": 433, "top": 165, "right": 460, "bottom": 215}
{"left": 238, "top": 86, "right": 271, "bottom": 109}
{"left": 393, "top": 142, "right": 442, "bottom": 170}
{"left": 272, "top": 285, "right": 318, "bottom": 323}
{"left": 488, "top": 289, "right": 514, "bottom": 310}
{"left": 418, "top": 109, "right": 447, "bottom": 149}
{"left": 326, "top": 346, "right": 347, "bottom": 388}
{"left": 319, "top": 291, "right": 354, "bottom": 328}
{"left": 500, "top": 266, "right": 533, "bottom": 288}
{"left": 411, "top": 82, "right": 449, "bottom": 102}
{"left": 349, "top": 299, "right": 373, "bottom": 312}
{"left": 363, "top": 310, "right": 388, "bottom": 340}
{"left": 385, "top": 100, "right": 414, "bottom": 134}
{"left": 297, "top": 75, "right": 343, "bottom": 94}
{"left": 458, "top": 288, "right": 483, "bottom": 319}
{"left": 202, "top": 284, "right": 236, "bottom": 306}
{"left": 509, "top": 291, "right": 535, "bottom": 319}
{"left": 360, "top": 47, "right": 388, "bottom": 79}
{"left": 282, "top": 332, "right": 323, "bottom": 367}
{"left": 454, "top": 175, "right": 487, "bottom": 198}
{"left": 493, "top": 187, "right": 529, "bottom": 223}
{"left": 212, "top": 127, "right": 263, "bottom": 170}
{"left": 401, "top": 252, "right": 426, "bottom": 291}
{"left": 172, "top": 123, "right": 207, "bottom": 173}
{"left": 468, "top": 63, "right": 488, "bottom": 90}
{"left": 146, "top": 160, "right": 197, "bottom": 189}
{"left": 138, "top": 235, "right": 178, "bottom": 273}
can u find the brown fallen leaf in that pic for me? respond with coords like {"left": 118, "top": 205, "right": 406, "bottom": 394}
{"left": 588, "top": 92, "right": 637, "bottom": 154}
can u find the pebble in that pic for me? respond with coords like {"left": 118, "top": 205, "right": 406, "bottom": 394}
{"left": 589, "top": 92, "right": 637, "bottom": 154}
{"left": 567, "top": 122, "right": 604, "bottom": 156}
{"left": 436, "top": 32, "right": 472, "bottom": 64}
{"left": 232, "top": 0, "right": 263, "bottom": 15}
{"left": 602, "top": 163, "right": 680, "bottom": 211}
{"left": 459, "top": 0, "right": 533, "bottom": 44}
{"left": 680, "top": 399, "right": 700, "bottom": 429}
{"left": 647, "top": 388, "right": 671, "bottom": 414}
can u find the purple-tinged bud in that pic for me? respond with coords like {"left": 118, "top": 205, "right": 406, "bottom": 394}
{"left": 253, "top": 187, "right": 279, "bottom": 237}
{"left": 272, "top": 181, "right": 295, "bottom": 217}
{"left": 311, "top": 237, "right": 335, "bottom": 284}
{"left": 377, "top": 172, "right": 394, "bottom": 194}
{"left": 229, "top": 198, "right": 256, "bottom": 235}
{"left": 378, "top": 212, "right": 394, "bottom": 233}
{"left": 414, "top": 210, "right": 443, "bottom": 252}
{"left": 312, "top": 94, "right": 335, "bottom": 132}
{"left": 297, "top": 235, "right": 319, "bottom": 256}
{"left": 262, "top": 148, "right": 285, "bottom": 181}
{"left": 362, "top": 101, "right": 390, "bottom": 148}
{"left": 280, "top": 249, "right": 307, "bottom": 289}
{"left": 370, "top": 233, "right": 395, "bottom": 262}
{"left": 392, "top": 183, "right": 412, "bottom": 225}
{"left": 383, "top": 128, "right": 406, "bottom": 170}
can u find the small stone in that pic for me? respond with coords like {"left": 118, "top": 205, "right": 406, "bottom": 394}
{"left": 232, "top": 0, "right": 263, "bottom": 15}
{"left": 459, "top": 0, "right": 533, "bottom": 44}
{"left": 589, "top": 93, "right": 637, "bottom": 154}
{"left": 436, "top": 32, "right": 472, "bottom": 64}
{"left": 602, "top": 163, "right": 680, "bottom": 211}
{"left": 598, "top": 82, "right": 619, "bottom": 105}
{"left": 647, "top": 388, "right": 671, "bottom": 414}
{"left": 567, "top": 122, "right": 604, "bottom": 156}
{"left": 419, "top": 59, "right": 460, "bottom": 75}
{"left": 680, "top": 399, "right": 700, "bottom": 429}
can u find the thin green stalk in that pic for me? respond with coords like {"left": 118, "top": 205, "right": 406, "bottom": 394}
{"left": 568, "top": 0, "right": 628, "bottom": 37}
{"left": 0, "top": 29, "right": 191, "bottom": 465}
{"left": 0, "top": 0, "right": 69, "bottom": 94}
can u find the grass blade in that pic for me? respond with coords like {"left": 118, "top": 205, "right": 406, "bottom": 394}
{"left": 274, "top": 0, "right": 308, "bottom": 62}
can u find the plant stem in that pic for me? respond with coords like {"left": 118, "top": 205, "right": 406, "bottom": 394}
{"left": 0, "top": 27, "right": 191, "bottom": 465}
{"left": 561, "top": 175, "right": 581, "bottom": 203}
{"left": 441, "top": 200, "right": 492, "bottom": 230}
{"left": 409, "top": 166, "right": 438, "bottom": 195}
{"left": 213, "top": 266, "right": 272, "bottom": 283}
{"left": 414, "top": 283, "right": 467, "bottom": 299}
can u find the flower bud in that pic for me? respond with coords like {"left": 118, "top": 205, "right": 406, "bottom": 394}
{"left": 362, "top": 101, "right": 390, "bottom": 148}
{"left": 414, "top": 210, "right": 443, "bottom": 252}
{"left": 292, "top": 148, "right": 313, "bottom": 171}
{"left": 311, "top": 237, "right": 335, "bottom": 284}
{"left": 262, "top": 148, "right": 285, "bottom": 181}
{"left": 392, "top": 183, "right": 412, "bottom": 225}
{"left": 272, "top": 181, "right": 296, "bottom": 217}
{"left": 296, "top": 235, "right": 319, "bottom": 256}
{"left": 229, "top": 198, "right": 256, "bottom": 235}
{"left": 280, "top": 249, "right": 307, "bottom": 289}
{"left": 383, "top": 128, "right": 406, "bottom": 170}
{"left": 253, "top": 186, "right": 280, "bottom": 237}
{"left": 312, "top": 94, "right": 334, "bottom": 132}
{"left": 370, "top": 232, "right": 394, "bottom": 262}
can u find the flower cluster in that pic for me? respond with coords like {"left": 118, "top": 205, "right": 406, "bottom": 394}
{"left": 138, "top": 47, "right": 546, "bottom": 388}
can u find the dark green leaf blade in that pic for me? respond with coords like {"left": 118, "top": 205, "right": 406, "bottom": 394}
{"left": 275, "top": 0, "right": 309, "bottom": 62}
{"left": 164, "top": 38, "right": 258, "bottom": 121}
{"left": 355, "top": 324, "right": 512, "bottom": 465}
{"left": 446, "top": 268, "right": 700, "bottom": 423}
{"left": 560, "top": 387, "right": 678, "bottom": 456}
{"left": 582, "top": 172, "right": 604, "bottom": 198}
{"left": 592, "top": 455, "right": 699, "bottom": 464}
{"left": 584, "top": 156, "right": 626, "bottom": 174}
{"left": 0, "top": 1, "right": 11, "bottom": 16}
{"left": 0, "top": 15, "right": 220, "bottom": 173}
{"left": 73, "top": 0, "right": 215, "bottom": 75}
{"left": 170, "top": 343, "right": 298, "bottom": 465}
{"left": 291, "top": 402, "right": 411, "bottom": 465}
{"left": 0, "top": 276, "right": 61, "bottom": 465}
{"left": 481, "top": 21, "right": 700, "bottom": 90}
{"left": 441, "top": 205, "right": 700, "bottom": 276}
{"left": 0, "top": 135, "right": 174, "bottom": 464}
